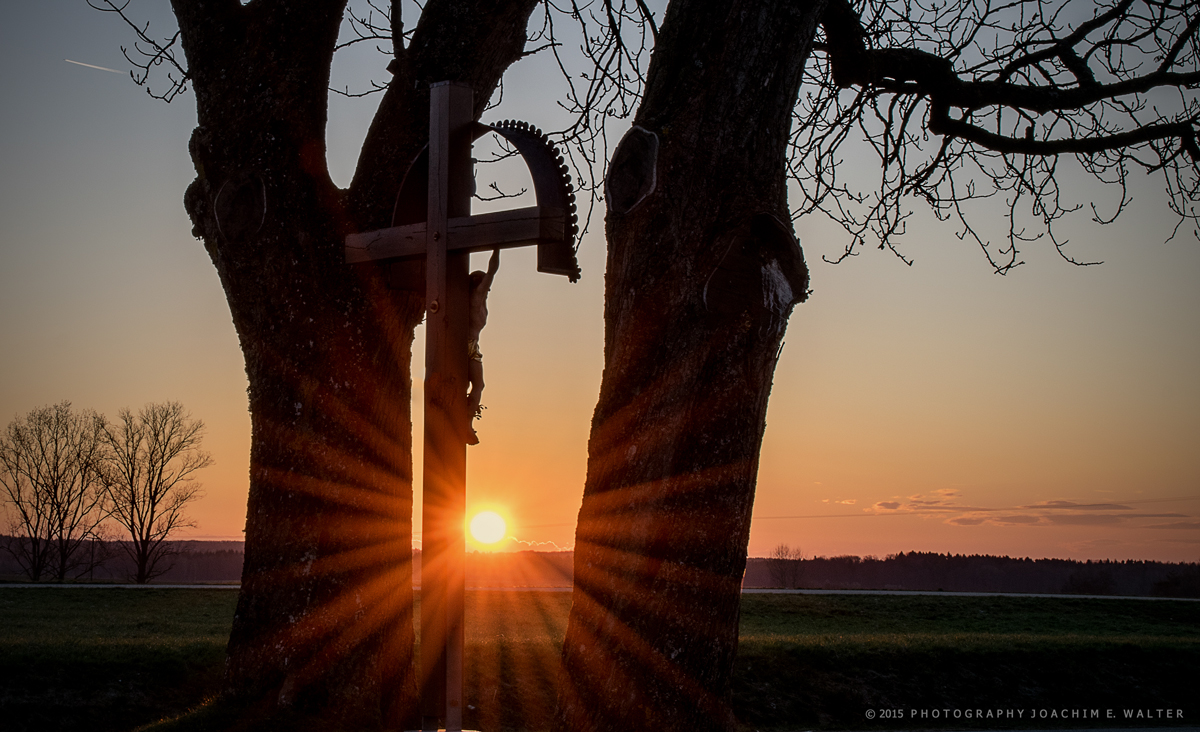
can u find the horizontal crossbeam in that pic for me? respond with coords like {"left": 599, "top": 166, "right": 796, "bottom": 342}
{"left": 345, "top": 206, "right": 565, "bottom": 264}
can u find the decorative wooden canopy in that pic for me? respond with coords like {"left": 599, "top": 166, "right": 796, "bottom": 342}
{"left": 346, "top": 121, "right": 580, "bottom": 281}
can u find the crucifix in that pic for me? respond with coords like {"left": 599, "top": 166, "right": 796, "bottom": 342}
{"left": 345, "top": 81, "right": 578, "bottom": 732}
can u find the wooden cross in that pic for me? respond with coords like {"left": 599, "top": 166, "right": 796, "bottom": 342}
{"left": 345, "top": 81, "right": 577, "bottom": 732}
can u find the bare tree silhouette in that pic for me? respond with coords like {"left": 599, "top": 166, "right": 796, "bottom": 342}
{"left": 767, "top": 543, "right": 805, "bottom": 588}
{"left": 102, "top": 402, "right": 211, "bottom": 584}
{"left": 0, "top": 402, "right": 109, "bottom": 582}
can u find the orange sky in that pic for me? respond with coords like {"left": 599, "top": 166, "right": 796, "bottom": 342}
{"left": 1, "top": 3, "right": 1197, "bottom": 562}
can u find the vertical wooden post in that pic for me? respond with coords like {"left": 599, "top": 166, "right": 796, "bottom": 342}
{"left": 421, "top": 81, "right": 473, "bottom": 732}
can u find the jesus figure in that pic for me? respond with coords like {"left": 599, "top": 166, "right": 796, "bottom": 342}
{"left": 466, "top": 248, "right": 500, "bottom": 445}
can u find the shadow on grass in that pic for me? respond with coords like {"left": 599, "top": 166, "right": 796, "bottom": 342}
{"left": 2, "top": 590, "right": 1196, "bottom": 731}
{"left": 1, "top": 648, "right": 224, "bottom": 732}
{"left": 133, "top": 698, "right": 397, "bottom": 732}
{"left": 733, "top": 595, "right": 1199, "bottom": 730}
{"left": 733, "top": 643, "right": 1197, "bottom": 730}
{"left": 0, "top": 588, "right": 235, "bottom": 732}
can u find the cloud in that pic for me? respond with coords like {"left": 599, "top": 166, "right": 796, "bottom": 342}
{"left": 1158, "top": 535, "right": 1200, "bottom": 545}
{"left": 836, "top": 499, "right": 857, "bottom": 505}
{"left": 1021, "top": 500, "right": 1132, "bottom": 511}
{"left": 902, "top": 490, "right": 989, "bottom": 512}
{"left": 1067, "top": 538, "right": 1123, "bottom": 552}
{"left": 988, "top": 515, "right": 1042, "bottom": 525}
{"left": 875, "top": 493, "right": 1003, "bottom": 517}
{"left": 1047, "top": 514, "right": 1123, "bottom": 526}
{"left": 863, "top": 492, "right": 1196, "bottom": 532}
{"left": 505, "top": 536, "right": 572, "bottom": 551}
{"left": 945, "top": 514, "right": 1043, "bottom": 527}
{"left": 915, "top": 504, "right": 998, "bottom": 513}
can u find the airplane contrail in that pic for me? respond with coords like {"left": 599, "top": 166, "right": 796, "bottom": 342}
{"left": 65, "top": 59, "right": 122, "bottom": 74}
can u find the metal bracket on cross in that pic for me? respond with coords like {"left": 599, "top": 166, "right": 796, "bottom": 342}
{"left": 343, "top": 82, "right": 578, "bottom": 732}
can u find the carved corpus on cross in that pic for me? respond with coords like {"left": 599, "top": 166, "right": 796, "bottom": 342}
{"left": 345, "top": 81, "right": 578, "bottom": 732}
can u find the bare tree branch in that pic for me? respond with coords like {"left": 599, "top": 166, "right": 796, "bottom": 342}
{"left": 88, "top": 0, "right": 191, "bottom": 102}
{"left": 533, "top": 0, "right": 657, "bottom": 241}
{"left": 798, "top": 0, "right": 1199, "bottom": 272}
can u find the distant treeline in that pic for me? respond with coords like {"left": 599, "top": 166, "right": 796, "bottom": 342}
{"left": 0, "top": 537, "right": 244, "bottom": 584}
{"left": 4, "top": 540, "right": 1197, "bottom": 597}
{"left": 744, "top": 551, "right": 1200, "bottom": 598}
{"left": 412, "top": 550, "right": 574, "bottom": 588}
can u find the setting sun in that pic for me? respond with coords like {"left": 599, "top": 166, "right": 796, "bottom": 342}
{"left": 469, "top": 511, "right": 507, "bottom": 544}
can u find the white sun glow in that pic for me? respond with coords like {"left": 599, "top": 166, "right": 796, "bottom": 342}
{"left": 469, "top": 511, "right": 507, "bottom": 544}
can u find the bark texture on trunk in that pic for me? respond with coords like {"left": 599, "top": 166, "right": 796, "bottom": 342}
{"left": 167, "top": 0, "right": 536, "bottom": 726}
{"left": 555, "top": 1, "right": 825, "bottom": 730}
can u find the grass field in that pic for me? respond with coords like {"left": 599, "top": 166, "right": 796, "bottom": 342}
{"left": 732, "top": 594, "right": 1198, "bottom": 730}
{"left": 0, "top": 589, "right": 1195, "bottom": 732}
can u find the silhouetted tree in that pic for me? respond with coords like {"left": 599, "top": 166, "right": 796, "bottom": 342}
{"left": 1063, "top": 561, "right": 1117, "bottom": 595}
{"left": 766, "top": 543, "right": 804, "bottom": 588}
{"left": 0, "top": 402, "right": 109, "bottom": 582}
{"left": 101, "top": 402, "right": 211, "bottom": 584}
{"left": 1153, "top": 566, "right": 1200, "bottom": 598}
{"left": 557, "top": 2, "right": 1196, "bottom": 730}
{"left": 94, "top": 0, "right": 541, "bottom": 725}
{"left": 94, "top": 0, "right": 1197, "bottom": 728}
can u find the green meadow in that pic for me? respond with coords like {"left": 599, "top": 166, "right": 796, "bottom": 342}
{"left": 0, "top": 589, "right": 1195, "bottom": 732}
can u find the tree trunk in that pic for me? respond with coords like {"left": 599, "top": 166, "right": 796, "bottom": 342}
{"left": 134, "top": 539, "right": 152, "bottom": 585}
{"left": 180, "top": 8, "right": 424, "bottom": 719}
{"left": 168, "top": 0, "right": 536, "bottom": 726}
{"left": 555, "top": 1, "right": 824, "bottom": 730}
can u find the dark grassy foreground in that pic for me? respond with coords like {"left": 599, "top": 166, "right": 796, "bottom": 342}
{"left": 0, "top": 589, "right": 1195, "bottom": 732}
{"left": 0, "top": 589, "right": 237, "bottom": 732}
{"left": 733, "top": 594, "right": 1198, "bottom": 731}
